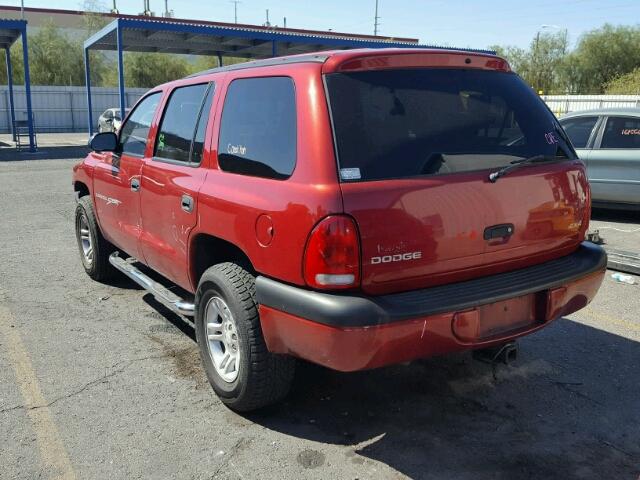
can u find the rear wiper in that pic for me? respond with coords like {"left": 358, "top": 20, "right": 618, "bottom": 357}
{"left": 488, "top": 155, "right": 564, "bottom": 183}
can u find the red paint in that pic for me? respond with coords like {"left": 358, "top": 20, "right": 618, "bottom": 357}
{"left": 73, "top": 48, "right": 604, "bottom": 372}
{"left": 260, "top": 270, "right": 605, "bottom": 372}
{"left": 322, "top": 49, "right": 511, "bottom": 73}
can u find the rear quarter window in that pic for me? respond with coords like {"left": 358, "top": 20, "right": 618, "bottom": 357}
{"left": 217, "top": 77, "right": 296, "bottom": 180}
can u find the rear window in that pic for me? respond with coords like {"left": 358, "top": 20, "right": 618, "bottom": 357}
{"left": 325, "top": 69, "right": 563, "bottom": 181}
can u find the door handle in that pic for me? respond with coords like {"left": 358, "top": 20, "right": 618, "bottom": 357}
{"left": 181, "top": 194, "right": 194, "bottom": 213}
{"left": 130, "top": 178, "right": 140, "bottom": 192}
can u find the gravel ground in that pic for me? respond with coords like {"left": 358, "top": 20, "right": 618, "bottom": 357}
{"left": 1, "top": 158, "right": 639, "bottom": 480}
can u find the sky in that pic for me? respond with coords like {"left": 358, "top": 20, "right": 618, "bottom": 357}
{"left": 7, "top": 0, "right": 640, "bottom": 49}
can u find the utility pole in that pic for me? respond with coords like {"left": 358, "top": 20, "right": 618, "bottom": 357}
{"left": 374, "top": 0, "right": 380, "bottom": 36}
{"left": 21, "top": 0, "right": 24, "bottom": 19}
{"left": 230, "top": 0, "right": 241, "bottom": 24}
{"left": 111, "top": 0, "right": 118, "bottom": 14}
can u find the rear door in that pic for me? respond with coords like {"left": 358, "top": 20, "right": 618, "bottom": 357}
{"left": 588, "top": 115, "right": 640, "bottom": 204}
{"left": 92, "top": 92, "right": 162, "bottom": 258}
{"left": 325, "top": 68, "right": 589, "bottom": 295}
{"left": 139, "top": 82, "right": 216, "bottom": 289}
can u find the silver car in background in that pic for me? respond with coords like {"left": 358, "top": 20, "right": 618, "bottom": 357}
{"left": 97, "top": 108, "right": 132, "bottom": 133}
{"left": 560, "top": 108, "right": 640, "bottom": 210}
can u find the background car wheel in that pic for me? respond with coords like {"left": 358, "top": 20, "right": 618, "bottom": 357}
{"left": 75, "top": 196, "right": 114, "bottom": 282}
{"left": 195, "top": 262, "right": 295, "bottom": 412}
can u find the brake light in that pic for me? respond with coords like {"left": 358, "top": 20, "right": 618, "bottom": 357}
{"left": 303, "top": 215, "right": 360, "bottom": 290}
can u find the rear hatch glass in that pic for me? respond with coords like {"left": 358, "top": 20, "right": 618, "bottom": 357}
{"left": 326, "top": 68, "right": 566, "bottom": 181}
{"left": 325, "top": 68, "right": 587, "bottom": 295}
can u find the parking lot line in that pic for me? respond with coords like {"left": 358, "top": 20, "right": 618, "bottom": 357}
{"left": 0, "top": 298, "right": 76, "bottom": 480}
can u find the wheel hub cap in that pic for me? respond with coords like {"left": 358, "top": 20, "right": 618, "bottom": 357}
{"left": 79, "top": 215, "right": 93, "bottom": 265}
{"left": 204, "top": 296, "right": 240, "bottom": 383}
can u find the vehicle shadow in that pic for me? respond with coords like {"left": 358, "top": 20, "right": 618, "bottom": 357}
{"left": 0, "top": 145, "right": 89, "bottom": 161}
{"left": 245, "top": 319, "right": 640, "bottom": 479}
{"left": 143, "top": 286, "right": 640, "bottom": 479}
{"left": 591, "top": 207, "right": 639, "bottom": 223}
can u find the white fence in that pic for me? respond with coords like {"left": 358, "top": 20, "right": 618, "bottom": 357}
{"left": 542, "top": 95, "right": 640, "bottom": 117}
{"left": 0, "top": 85, "right": 148, "bottom": 133}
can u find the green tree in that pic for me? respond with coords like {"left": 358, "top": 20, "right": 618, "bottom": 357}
{"left": 0, "top": 45, "right": 25, "bottom": 85}
{"left": 103, "top": 53, "right": 192, "bottom": 88}
{"left": 27, "top": 22, "right": 106, "bottom": 86}
{"left": 604, "top": 67, "right": 640, "bottom": 94}
{"left": 492, "top": 32, "right": 569, "bottom": 94}
{"left": 569, "top": 24, "right": 640, "bottom": 93}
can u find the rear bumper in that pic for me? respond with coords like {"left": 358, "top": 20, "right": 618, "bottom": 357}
{"left": 256, "top": 242, "right": 606, "bottom": 371}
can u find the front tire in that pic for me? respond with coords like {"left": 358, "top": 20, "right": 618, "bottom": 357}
{"left": 195, "top": 263, "right": 295, "bottom": 412}
{"left": 75, "top": 196, "right": 114, "bottom": 282}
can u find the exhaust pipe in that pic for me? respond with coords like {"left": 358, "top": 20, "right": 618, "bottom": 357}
{"left": 473, "top": 342, "right": 518, "bottom": 366}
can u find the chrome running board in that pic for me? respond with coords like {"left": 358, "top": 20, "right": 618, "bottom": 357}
{"left": 109, "top": 253, "right": 195, "bottom": 316}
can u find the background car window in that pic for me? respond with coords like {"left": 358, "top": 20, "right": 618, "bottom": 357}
{"left": 119, "top": 92, "right": 161, "bottom": 156}
{"left": 217, "top": 77, "right": 296, "bottom": 180}
{"left": 154, "top": 83, "right": 213, "bottom": 163}
{"left": 601, "top": 116, "right": 640, "bottom": 149}
{"left": 560, "top": 116, "right": 598, "bottom": 149}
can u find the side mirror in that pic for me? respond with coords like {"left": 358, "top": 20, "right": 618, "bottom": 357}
{"left": 89, "top": 132, "right": 118, "bottom": 152}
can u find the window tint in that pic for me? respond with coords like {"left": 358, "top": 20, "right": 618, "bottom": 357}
{"left": 119, "top": 92, "right": 161, "bottom": 156}
{"left": 326, "top": 69, "right": 565, "bottom": 181}
{"left": 155, "top": 83, "right": 213, "bottom": 163}
{"left": 601, "top": 116, "right": 640, "bottom": 149}
{"left": 560, "top": 116, "right": 598, "bottom": 149}
{"left": 191, "top": 85, "right": 215, "bottom": 165}
{"left": 218, "top": 77, "right": 296, "bottom": 179}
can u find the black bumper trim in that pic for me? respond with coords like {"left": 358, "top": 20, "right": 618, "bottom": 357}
{"left": 256, "top": 242, "right": 607, "bottom": 328}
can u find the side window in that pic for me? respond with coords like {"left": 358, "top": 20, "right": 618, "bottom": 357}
{"left": 560, "top": 116, "right": 598, "bottom": 149}
{"left": 217, "top": 77, "right": 296, "bottom": 180}
{"left": 601, "top": 116, "right": 640, "bottom": 149}
{"left": 154, "top": 83, "right": 214, "bottom": 164}
{"left": 119, "top": 92, "right": 161, "bottom": 156}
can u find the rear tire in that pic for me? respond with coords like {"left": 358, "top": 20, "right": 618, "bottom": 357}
{"left": 75, "top": 196, "right": 114, "bottom": 282}
{"left": 195, "top": 262, "right": 295, "bottom": 412}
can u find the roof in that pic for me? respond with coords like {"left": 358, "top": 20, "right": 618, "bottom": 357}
{"left": 0, "top": 18, "right": 25, "bottom": 50}
{"left": 85, "top": 17, "right": 495, "bottom": 59}
{"left": 561, "top": 107, "right": 640, "bottom": 118}
{"left": 187, "top": 48, "right": 502, "bottom": 78}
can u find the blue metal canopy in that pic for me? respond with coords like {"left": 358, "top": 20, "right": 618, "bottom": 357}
{"left": 0, "top": 19, "right": 35, "bottom": 152}
{"left": 84, "top": 17, "right": 494, "bottom": 137}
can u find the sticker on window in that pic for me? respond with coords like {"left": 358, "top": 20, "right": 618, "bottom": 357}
{"left": 340, "top": 168, "right": 361, "bottom": 180}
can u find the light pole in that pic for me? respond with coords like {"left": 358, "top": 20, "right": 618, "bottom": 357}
{"left": 230, "top": 0, "right": 241, "bottom": 24}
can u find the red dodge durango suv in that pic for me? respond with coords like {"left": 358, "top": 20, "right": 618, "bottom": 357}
{"left": 73, "top": 48, "right": 607, "bottom": 411}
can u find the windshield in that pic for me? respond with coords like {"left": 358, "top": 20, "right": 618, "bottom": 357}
{"left": 325, "top": 68, "right": 564, "bottom": 182}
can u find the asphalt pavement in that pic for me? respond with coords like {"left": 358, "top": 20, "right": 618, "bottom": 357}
{"left": 1, "top": 158, "right": 639, "bottom": 480}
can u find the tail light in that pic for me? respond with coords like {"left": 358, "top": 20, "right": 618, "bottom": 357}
{"left": 303, "top": 215, "right": 360, "bottom": 290}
